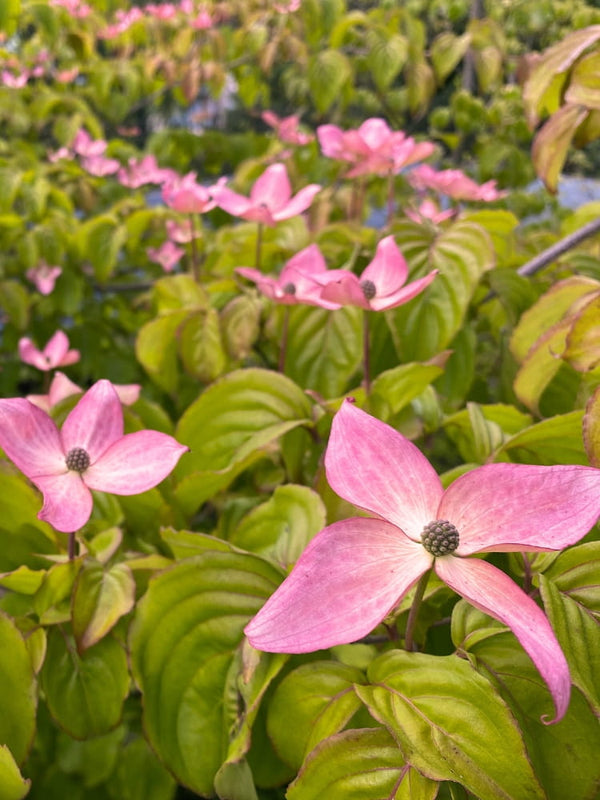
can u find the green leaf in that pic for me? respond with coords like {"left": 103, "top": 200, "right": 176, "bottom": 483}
{"left": 583, "top": 385, "right": 600, "bottom": 466}
{"left": 153, "top": 274, "right": 209, "bottom": 314}
{"left": 105, "top": 737, "right": 176, "bottom": 800}
{"left": 444, "top": 403, "right": 532, "bottom": 464}
{"left": 563, "top": 294, "right": 600, "bottom": 371}
{"left": 565, "top": 50, "right": 600, "bottom": 109}
{"left": 370, "top": 361, "right": 445, "bottom": 421}
{"left": 229, "top": 485, "right": 326, "bottom": 568}
{"left": 389, "top": 221, "right": 494, "bottom": 360}
{"left": 287, "top": 727, "right": 438, "bottom": 800}
{"left": 34, "top": 560, "right": 81, "bottom": 625}
{"left": 0, "top": 613, "right": 37, "bottom": 765}
{"left": 308, "top": 49, "right": 352, "bottom": 113}
{"left": 135, "top": 311, "right": 188, "bottom": 394}
{"left": 367, "top": 32, "right": 408, "bottom": 91}
{"left": 497, "top": 411, "right": 588, "bottom": 465}
{"left": 129, "top": 552, "right": 284, "bottom": 796}
{"left": 0, "top": 281, "right": 30, "bottom": 331}
{"left": 284, "top": 305, "right": 362, "bottom": 398}
{"left": 56, "top": 725, "right": 124, "bottom": 788}
{"left": 0, "top": 0, "right": 20, "bottom": 35}
{"left": 512, "top": 317, "right": 571, "bottom": 414}
{"left": 174, "top": 368, "right": 313, "bottom": 513}
{"left": 452, "top": 600, "right": 600, "bottom": 800}
{"left": 178, "top": 307, "right": 227, "bottom": 383}
{"left": 356, "top": 650, "right": 544, "bottom": 800}
{"left": 0, "top": 746, "right": 30, "bottom": 800}
{"left": 431, "top": 32, "right": 471, "bottom": 83}
{"left": 76, "top": 215, "right": 127, "bottom": 283}
{"left": 221, "top": 293, "right": 261, "bottom": 360}
{"left": 40, "top": 630, "right": 129, "bottom": 739}
{"left": 532, "top": 104, "right": 589, "bottom": 193}
{"left": 539, "top": 542, "right": 600, "bottom": 715}
{"left": 71, "top": 560, "right": 136, "bottom": 652}
{"left": 267, "top": 661, "right": 367, "bottom": 770}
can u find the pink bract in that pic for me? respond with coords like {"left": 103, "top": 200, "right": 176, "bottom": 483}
{"left": 147, "top": 240, "right": 185, "bottom": 272}
{"left": 245, "top": 400, "right": 600, "bottom": 724}
{"left": 409, "top": 164, "right": 507, "bottom": 202}
{"left": 28, "top": 372, "right": 141, "bottom": 414}
{"left": 19, "top": 330, "right": 80, "bottom": 371}
{"left": 213, "top": 163, "right": 321, "bottom": 226}
{"left": 236, "top": 244, "right": 339, "bottom": 308}
{"left": 26, "top": 262, "right": 62, "bottom": 295}
{"left": 316, "top": 235, "right": 438, "bottom": 311}
{"left": 317, "top": 118, "right": 435, "bottom": 177}
{"left": 162, "top": 173, "right": 224, "bottom": 214}
{"left": 0, "top": 380, "right": 187, "bottom": 533}
{"left": 262, "top": 111, "right": 314, "bottom": 146}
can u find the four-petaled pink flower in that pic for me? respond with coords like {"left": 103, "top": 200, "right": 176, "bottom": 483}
{"left": 246, "top": 400, "right": 600, "bottom": 723}
{"left": 213, "top": 164, "right": 321, "bottom": 226}
{"left": 147, "top": 241, "right": 185, "bottom": 273}
{"left": 27, "top": 372, "right": 141, "bottom": 414}
{"left": 261, "top": 111, "right": 314, "bottom": 146}
{"left": 405, "top": 199, "right": 455, "bottom": 225}
{"left": 26, "top": 262, "right": 62, "bottom": 295}
{"left": 162, "top": 173, "right": 224, "bottom": 214}
{"left": 409, "top": 164, "right": 507, "bottom": 202}
{"left": 0, "top": 380, "right": 188, "bottom": 533}
{"left": 236, "top": 244, "right": 339, "bottom": 308}
{"left": 317, "top": 118, "right": 435, "bottom": 177}
{"left": 118, "top": 155, "right": 177, "bottom": 188}
{"left": 19, "top": 330, "right": 80, "bottom": 371}
{"left": 314, "top": 236, "right": 438, "bottom": 311}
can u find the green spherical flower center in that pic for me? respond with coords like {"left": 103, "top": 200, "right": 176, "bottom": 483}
{"left": 282, "top": 282, "right": 296, "bottom": 296}
{"left": 65, "top": 447, "right": 90, "bottom": 473}
{"left": 421, "top": 519, "right": 460, "bottom": 557}
{"left": 360, "top": 279, "right": 376, "bottom": 300}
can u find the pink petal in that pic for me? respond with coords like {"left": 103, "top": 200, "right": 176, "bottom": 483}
{"left": 319, "top": 271, "right": 370, "bottom": 309}
{"left": 48, "top": 372, "right": 82, "bottom": 406}
{"left": 34, "top": 471, "right": 93, "bottom": 532}
{"left": 0, "top": 399, "right": 65, "bottom": 477}
{"left": 19, "top": 338, "right": 48, "bottom": 370}
{"left": 440, "top": 463, "right": 600, "bottom": 556}
{"left": 250, "top": 164, "right": 291, "bottom": 210}
{"left": 357, "top": 118, "right": 393, "bottom": 150}
{"left": 61, "top": 380, "right": 124, "bottom": 463}
{"left": 245, "top": 517, "right": 432, "bottom": 652}
{"left": 435, "top": 556, "right": 570, "bottom": 723}
{"left": 84, "top": 430, "right": 188, "bottom": 494}
{"left": 281, "top": 244, "right": 327, "bottom": 278}
{"left": 325, "top": 401, "right": 443, "bottom": 540}
{"left": 360, "top": 237, "right": 408, "bottom": 297}
{"left": 369, "top": 269, "right": 438, "bottom": 311}
{"left": 272, "top": 183, "right": 321, "bottom": 221}
{"left": 236, "top": 268, "right": 281, "bottom": 300}
{"left": 43, "top": 330, "right": 70, "bottom": 364}
{"left": 113, "top": 384, "right": 141, "bottom": 406}
{"left": 213, "top": 186, "right": 253, "bottom": 217}
{"left": 317, "top": 125, "right": 345, "bottom": 159}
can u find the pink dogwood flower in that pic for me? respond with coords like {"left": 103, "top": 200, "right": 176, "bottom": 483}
{"left": 317, "top": 119, "right": 435, "bottom": 177}
{"left": 261, "top": 111, "right": 314, "bottom": 146}
{"left": 405, "top": 199, "right": 456, "bottom": 225}
{"left": 409, "top": 164, "right": 507, "bottom": 202}
{"left": 236, "top": 244, "right": 339, "bottom": 308}
{"left": 26, "top": 262, "right": 62, "bottom": 295}
{"left": 27, "top": 372, "right": 141, "bottom": 414}
{"left": 72, "top": 129, "right": 107, "bottom": 159}
{"left": 147, "top": 241, "right": 185, "bottom": 273}
{"left": 213, "top": 164, "right": 321, "bottom": 226}
{"left": 81, "top": 154, "right": 121, "bottom": 177}
{"left": 0, "top": 380, "right": 188, "bottom": 532}
{"left": 246, "top": 401, "right": 600, "bottom": 723}
{"left": 19, "top": 330, "right": 80, "bottom": 371}
{"left": 315, "top": 236, "right": 437, "bottom": 311}
{"left": 162, "top": 173, "right": 224, "bottom": 214}
{"left": 118, "top": 155, "right": 177, "bottom": 188}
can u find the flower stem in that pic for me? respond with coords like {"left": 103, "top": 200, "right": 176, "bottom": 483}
{"left": 404, "top": 570, "right": 431, "bottom": 651}
{"left": 255, "top": 222, "right": 263, "bottom": 269}
{"left": 279, "top": 305, "right": 290, "bottom": 373}
{"left": 386, "top": 170, "right": 395, "bottom": 226}
{"left": 188, "top": 213, "right": 200, "bottom": 282}
{"left": 363, "top": 309, "right": 371, "bottom": 394}
{"left": 68, "top": 531, "right": 78, "bottom": 561}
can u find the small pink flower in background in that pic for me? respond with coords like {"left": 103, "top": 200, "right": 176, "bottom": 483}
{"left": 261, "top": 111, "right": 314, "bottom": 146}
{"left": 1, "top": 70, "right": 29, "bottom": 88}
{"left": 72, "top": 129, "right": 107, "bottom": 159}
{"left": 405, "top": 199, "right": 456, "bottom": 225}
{"left": 26, "top": 262, "right": 62, "bottom": 295}
{"left": 191, "top": 8, "right": 213, "bottom": 28}
{"left": 274, "top": 0, "right": 301, "bottom": 12}
{"left": 317, "top": 118, "right": 435, "bottom": 177}
{"left": 54, "top": 67, "right": 80, "bottom": 83}
{"left": 19, "top": 330, "right": 80, "bottom": 372}
{"left": 81, "top": 154, "right": 121, "bottom": 177}
{"left": 0, "top": 380, "right": 188, "bottom": 533}
{"left": 48, "top": 146, "right": 72, "bottom": 163}
{"left": 27, "top": 372, "right": 141, "bottom": 414}
{"left": 409, "top": 164, "right": 507, "bottom": 202}
{"left": 50, "top": 0, "right": 91, "bottom": 17}
{"left": 213, "top": 163, "right": 321, "bottom": 226}
{"left": 166, "top": 219, "right": 201, "bottom": 244}
{"left": 147, "top": 241, "right": 185, "bottom": 273}
{"left": 146, "top": 3, "right": 177, "bottom": 19}
{"left": 246, "top": 400, "right": 600, "bottom": 724}
{"left": 162, "top": 173, "right": 224, "bottom": 214}
{"left": 118, "top": 155, "right": 177, "bottom": 188}
{"left": 315, "top": 235, "right": 437, "bottom": 311}
{"left": 236, "top": 244, "right": 338, "bottom": 308}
